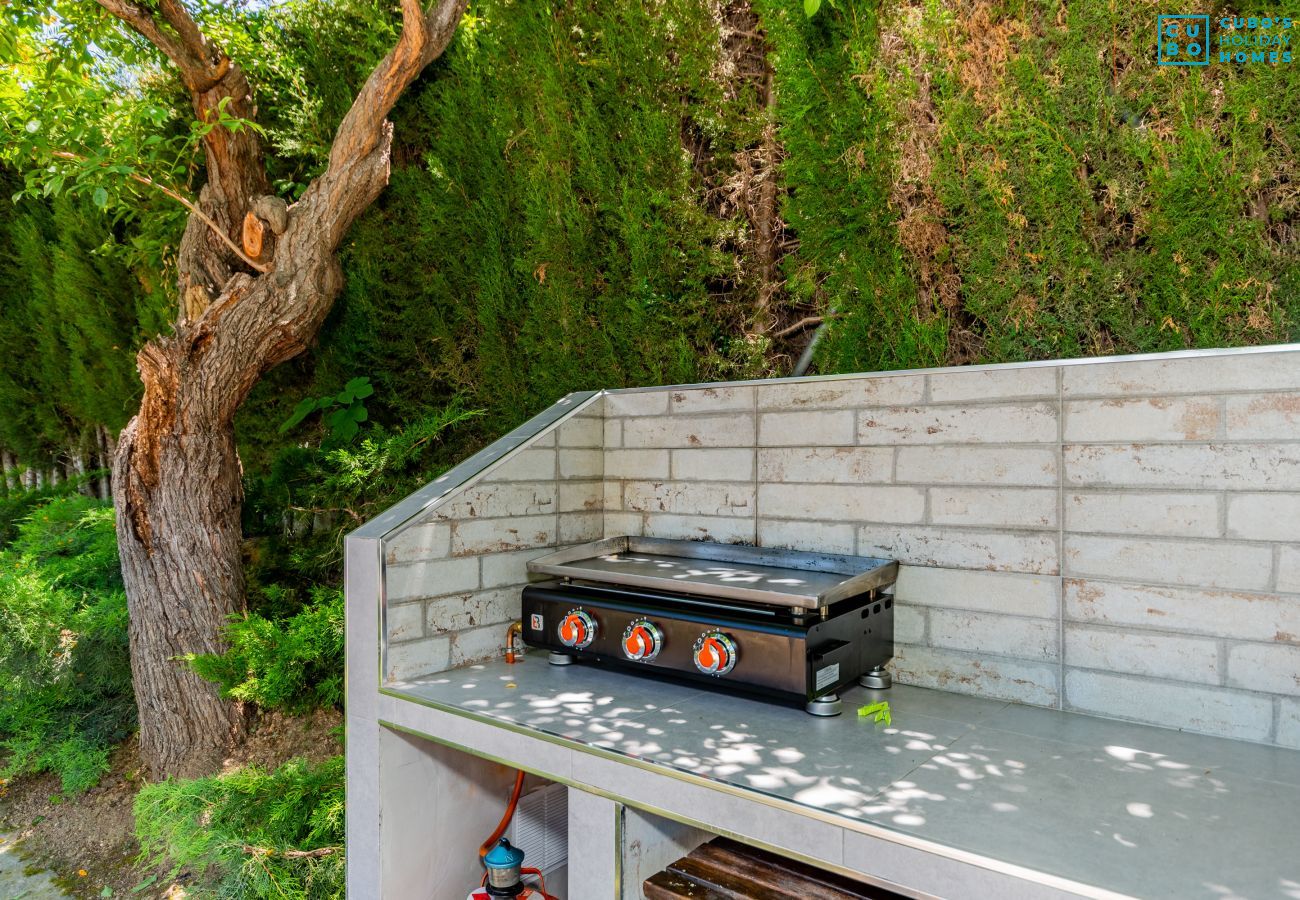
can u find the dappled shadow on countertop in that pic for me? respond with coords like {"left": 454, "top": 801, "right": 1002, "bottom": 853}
{"left": 392, "top": 656, "right": 1300, "bottom": 900}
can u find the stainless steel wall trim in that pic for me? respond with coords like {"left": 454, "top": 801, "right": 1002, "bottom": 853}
{"left": 359, "top": 389, "right": 601, "bottom": 687}
{"left": 612, "top": 795, "right": 623, "bottom": 900}
{"left": 602, "top": 341, "right": 1300, "bottom": 395}
{"left": 379, "top": 688, "right": 1134, "bottom": 900}
{"left": 349, "top": 389, "right": 602, "bottom": 541}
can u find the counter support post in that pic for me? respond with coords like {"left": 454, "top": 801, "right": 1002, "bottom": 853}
{"left": 567, "top": 788, "right": 620, "bottom": 899}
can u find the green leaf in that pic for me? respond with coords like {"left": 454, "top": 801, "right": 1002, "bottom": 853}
{"left": 804, "top": 0, "right": 821, "bottom": 17}
{"left": 339, "top": 419, "right": 360, "bottom": 441}
{"left": 100, "top": 887, "right": 114, "bottom": 898}
{"left": 278, "top": 397, "right": 319, "bottom": 433}
{"left": 130, "top": 876, "right": 158, "bottom": 894}
{"left": 348, "top": 402, "right": 368, "bottom": 423}
{"left": 92, "top": 187, "right": 108, "bottom": 209}
{"left": 344, "top": 376, "right": 374, "bottom": 399}
{"left": 857, "top": 701, "right": 892, "bottom": 726}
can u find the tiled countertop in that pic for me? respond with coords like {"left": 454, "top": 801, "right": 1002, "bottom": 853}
{"left": 389, "top": 657, "right": 1300, "bottom": 899}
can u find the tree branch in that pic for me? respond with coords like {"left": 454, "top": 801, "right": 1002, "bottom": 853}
{"left": 241, "top": 845, "right": 341, "bottom": 859}
{"left": 774, "top": 315, "right": 835, "bottom": 339}
{"left": 51, "top": 151, "right": 268, "bottom": 274}
{"left": 95, "top": 0, "right": 225, "bottom": 92}
{"left": 95, "top": 0, "right": 270, "bottom": 308}
{"left": 316, "top": 0, "right": 468, "bottom": 222}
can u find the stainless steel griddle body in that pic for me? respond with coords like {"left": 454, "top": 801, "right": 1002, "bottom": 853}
{"left": 521, "top": 537, "right": 899, "bottom": 710}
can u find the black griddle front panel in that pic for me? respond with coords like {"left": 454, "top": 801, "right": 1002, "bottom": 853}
{"left": 521, "top": 580, "right": 893, "bottom": 706}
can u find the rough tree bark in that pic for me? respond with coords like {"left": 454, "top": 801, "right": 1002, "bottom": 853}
{"left": 96, "top": 0, "right": 468, "bottom": 778}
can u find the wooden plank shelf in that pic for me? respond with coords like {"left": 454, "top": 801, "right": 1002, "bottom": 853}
{"left": 643, "top": 838, "right": 904, "bottom": 899}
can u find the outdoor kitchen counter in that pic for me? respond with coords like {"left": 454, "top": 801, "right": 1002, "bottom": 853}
{"left": 381, "top": 657, "right": 1300, "bottom": 900}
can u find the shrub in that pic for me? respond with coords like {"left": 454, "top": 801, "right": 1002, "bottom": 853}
{"left": 0, "top": 496, "right": 133, "bottom": 793}
{"left": 188, "top": 588, "right": 345, "bottom": 714}
{"left": 0, "top": 479, "right": 92, "bottom": 546}
{"left": 8, "top": 494, "right": 121, "bottom": 594}
{"left": 241, "top": 402, "right": 480, "bottom": 584}
{"left": 134, "top": 755, "right": 346, "bottom": 900}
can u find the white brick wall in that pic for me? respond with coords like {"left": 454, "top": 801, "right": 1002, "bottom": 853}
{"left": 379, "top": 347, "right": 1300, "bottom": 746}
{"left": 927, "top": 366, "right": 1056, "bottom": 402}
{"left": 896, "top": 447, "right": 1058, "bottom": 485}
{"left": 929, "top": 609, "right": 1058, "bottom": 661}
{"left": 858, "top": 403, "right": 1058, "bottom": 445}
{"left": 758, "top": 410, "right": 855, "bottom": 446}
{"left": 597, "top": 348, "right": 1300, "bottom": 746}
{"left": 757, "top": 375, "right": 924, "bottom": 409}
{"left": 757, "top": 447, "right": 892, "bottom": 483}
{"left": 1064, "top": 397, "right": 1221, "bottom": 442}
{"left": 758, "top": 483, "right": 925, "bottom": 523}
{"left": 928, "top": 487, "right": 1057, "bottom": 529}
{"left": 1064, "top": 626, "right": 1220, "bottom": 685}
{"left": 1064, "top": 492, "right": 1219, "bottom": 537}
{"left": 1063, "top": 670, "right": 1274, "bottom": 741}
{"left": 379, "top": 400, "right": 604, "bottom": 682}
{"left": 891, "top": 645, "right": 1059, "bottom": 706}
{"left": 895, "top": 568, "right": 1058, "bottom": 618}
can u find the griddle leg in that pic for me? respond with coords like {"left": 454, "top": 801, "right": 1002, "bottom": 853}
{"left": 859, "top": 666, "right": 892, "bottom": 689}
{"left": 805, "top": 693, "right": 843, "bottom": 716}
{"left": 548, "top": 652, "right": 575, "bottom": 666}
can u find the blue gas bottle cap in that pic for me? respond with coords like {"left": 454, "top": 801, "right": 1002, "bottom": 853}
{"left": 483, "top": 838, "right": 525, "bottom": 871}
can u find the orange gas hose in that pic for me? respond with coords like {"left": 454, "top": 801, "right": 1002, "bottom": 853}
{"left": 479, "top": 770, "right": 526, "bottom": 861}
{"left": 521, "top": 866, "right": 558, "bottom": 900}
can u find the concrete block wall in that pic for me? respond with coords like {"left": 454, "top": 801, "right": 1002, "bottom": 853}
{"left": 373, "top": 346, "right": 1300, "bottom": 746}
{"left": 380, "top": 397, "right": 603, "bottom": 682}
{"left": 599, "top": 348, "right": 1300, "bottom": 747}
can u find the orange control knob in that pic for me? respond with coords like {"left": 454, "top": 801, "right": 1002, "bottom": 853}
{"left": 558, "top": 609, "right": 596, "bottom": 649}
{"left": 692, "top": 631, "right": 737, "bottom": 676}
{"left": 621, "top": 620, "right": 663, "bottom": 662}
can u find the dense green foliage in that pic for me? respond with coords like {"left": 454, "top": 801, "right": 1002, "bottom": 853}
{"left": 135, "top": 756, "right": 345, "bottom": 900}
{"left": 229, "top": 0, "right": 1297, "bottom": 469}
{"left": 0, "top": 173, "right": 168, "bottom": 465}
{"left": 189, "top": 588, "right": 344, "bottom": 714}
{"left": 0, "top": 495, "right": 134, "bottom": 794}
{"left": 774, "top": 0, "right": 1297, "bottom": 369}
{"left": 235, "top": 0, "right": 766, "bottom": 465}
{"left": 3, "top": 0, "right": 1296, "bottom": 474}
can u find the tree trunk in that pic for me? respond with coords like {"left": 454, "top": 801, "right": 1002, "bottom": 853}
{"left": 72, "top": 449, "right": 93, "bottom": 497}
{"left": 1, "top": 451, "right": 17, "bottom": 493}
{"left": 114, "top": 411, "right": 246, "bottom": 777}
{"left": 97, "top": 425, "right": 116, "bottom": 500}
{"left": 97, "top": 0, "right": 468, "bottom": 777}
